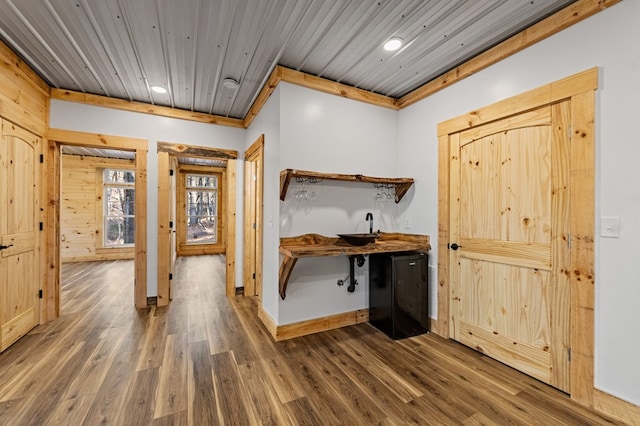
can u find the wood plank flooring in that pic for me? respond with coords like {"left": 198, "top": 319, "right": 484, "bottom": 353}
{"left": 0, "top": 256, "right": 625, "bottom": 425}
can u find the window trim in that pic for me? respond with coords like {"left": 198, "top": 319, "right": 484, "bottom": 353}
{"left": 176, "top": 164, "right": 226, "bottom": 256}
{"left": 96, "top": 165, "right": 136, "bottom": 251}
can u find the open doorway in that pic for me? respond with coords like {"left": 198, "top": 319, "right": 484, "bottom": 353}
{"left": 46, "top": 129, "right": 148, "bottom": 319}
{"left": 58, "top": 146, "right": 137, "bottom": 312}
{"left": 157, "top": 142, "right": 238, "bottom": 305}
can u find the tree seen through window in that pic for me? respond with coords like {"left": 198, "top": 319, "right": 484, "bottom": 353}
{"left": 104, "top": 169, "right": 135, "bottom": 246}
{"left": 186, "top": 174, "right": 218, "bottom": 244}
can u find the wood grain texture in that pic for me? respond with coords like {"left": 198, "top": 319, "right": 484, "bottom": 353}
{"left": 279, "top": 169, "right": 414, "bottom": 203}
{"left": 0, "top": 257, "right": 625, "bottom": 424}
{"left": 51, "top": 88, "right": 244, "bottom": 128}
{"left": 439, "top": 69, "right": 598, "bottom": 405}
{"left": 278, "top": 232, "right": 430, "bottom": 299}
{"left": 60, "top": 154, "right": 135, "bottom": 263}
{"left": 0, "top": 40, "right": 49, "bottom": 137}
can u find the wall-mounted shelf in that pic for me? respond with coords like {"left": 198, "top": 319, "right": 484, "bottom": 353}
{"left": 279, "top": 169, "right": 414, "bottom": 203}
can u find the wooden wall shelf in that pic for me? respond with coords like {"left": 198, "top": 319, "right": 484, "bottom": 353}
{"left": 279, "top": 232, "right": 430, "bottom": 299}
{"left": 279, "top": 169, "right": 414, "bottom": 203}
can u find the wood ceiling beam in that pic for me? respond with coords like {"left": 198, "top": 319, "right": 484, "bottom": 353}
{"left": 50, "top": 88, "right": 245, "bottom": 128}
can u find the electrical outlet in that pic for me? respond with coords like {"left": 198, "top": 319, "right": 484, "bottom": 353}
{"left": 600, "top": 217, "right": 620, "bottom": 238}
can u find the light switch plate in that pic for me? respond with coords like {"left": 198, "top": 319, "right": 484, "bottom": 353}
{"left": 600, "top": 217, "right": 620, "bottom": 238}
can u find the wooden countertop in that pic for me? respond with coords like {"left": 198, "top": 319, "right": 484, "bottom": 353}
{"left": 278, "top": 232, "right": 430, "bottom": 299}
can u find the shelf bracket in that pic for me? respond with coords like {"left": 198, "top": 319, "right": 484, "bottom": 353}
{"left": 279, "top": 255, "right": 298, "bottom": 299}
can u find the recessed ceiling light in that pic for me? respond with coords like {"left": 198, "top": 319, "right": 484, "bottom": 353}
{"left": 223, "top": 78, "right": 240, "bottom": 90}
{"left": 383, "top": 37, "right": 403, "bottom": 52}
{"left": 151, "top": 85, "right": 167, "bottom": 94}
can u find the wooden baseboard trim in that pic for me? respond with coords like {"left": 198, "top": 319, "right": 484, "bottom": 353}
{"left": 593, "top": 388, "right": 640, "bottom": 424}
{"left": 258, "top": 306, "right": 278, "bottom": 339}
{"left": 259, "top": 308, "right": 369, "bottom": 342}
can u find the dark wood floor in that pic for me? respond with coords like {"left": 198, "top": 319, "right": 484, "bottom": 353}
{"left": 0, "top": 256, "right": 623, "bottom": 425}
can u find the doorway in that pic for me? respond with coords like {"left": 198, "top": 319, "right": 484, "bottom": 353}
{"left": 243, "top": 135, "right": 264, "bottom": 299}
{"left": 437, "top": 68, "right": 597, "bottom": 402}
{"left": 157, "top": 142, "right": 238, "bottom": 305}
{"left": 46, "top": 129, "right": 148, "bottom": 314}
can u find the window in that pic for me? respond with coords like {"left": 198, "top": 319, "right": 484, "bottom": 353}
{"left": 103, "top": 169, "right": 135, "bottom": 246}
{"left": 185, "top": 174, "right": 218, "bottom": 244}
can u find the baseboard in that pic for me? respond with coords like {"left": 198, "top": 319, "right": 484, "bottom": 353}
{"left": 259, "top": 308, "right": 369, "bottom": 342}
{"left": 258, "top": 306, "right": 278, "bottom": 338}
{"left": 593, "top": 388, "right": 640, "bottom": 424}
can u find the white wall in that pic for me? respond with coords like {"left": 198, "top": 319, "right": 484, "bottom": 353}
{"left": 50, "top": 100, "right": 246, "bottom": 295}
{"left": 276, "top": 82, "right": 400, "bottom": 324}
{"left": 397, "top": 1, "right": 640, "bottom": 407}
{"left": 246, "top": 85, "right": 281, "bottom": 321}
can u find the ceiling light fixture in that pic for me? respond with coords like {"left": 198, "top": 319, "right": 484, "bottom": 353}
{"left": 223, "top": 78, "right": 240, "bottom": 90}
{"left": 151, "top": 85, "right": 168, "bottom": 94}
{"left": 383, "top": 37, "right": 403, "bottom": 52}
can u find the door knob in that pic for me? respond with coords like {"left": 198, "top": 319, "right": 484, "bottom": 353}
{"left": 0, "top": 244, "right": 13, "bottom": 250}
{"left": 449, "top": 243, "right": 461, "bottom": 250}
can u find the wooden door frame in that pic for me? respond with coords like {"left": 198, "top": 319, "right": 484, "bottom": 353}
{"left": 437, "top": 68, "right": 597, "bottom": 405}
{"left": 46, "top": 129, "right": 149, "bottom": 315}
{"left": 175, "top": 164, "right": 226, "bottom": 256}
{"left": 243, "top": 134, "right": 264, "bottom": 298}
{"left": 157, "top": 142, "right": 238, "bottom": 302}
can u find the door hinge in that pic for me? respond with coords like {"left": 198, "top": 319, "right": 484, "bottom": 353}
{"left": 567, "top": 348, "right": 572, "bottom": 362}
{"left": 252, "top": 222, "right": 256, "bottom": 230}
{"left": 169, "top": 221, "right": 173, "bottom": 229}
{"left": 38, "top": 289, "right": 43, "bottom": 299}
{"left": 567, "top": 233, "right": 572, "bottom": 249}
{"left": 169, "top": 273, "right": 173, "bottom": 280}
{"left": 39, "top": 222, "right": 43, "bottom": 231}
{"left": 252, "top": 273, "right": 256, "bottom": 280}
{"left": 170, "top": 169, "right": 174, "bottom": 176}
{"left": 40, "top": 154, "right": 44, "bottom": 163}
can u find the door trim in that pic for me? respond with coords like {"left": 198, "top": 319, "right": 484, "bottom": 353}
{"left": 437, "top": 68, "right": 597, "bottom": 405}
{"left": 46, "top": 128, "right": 149, "bottom": 312}
{"left": 243, "top": 135, "right": 264, "bottom": 299}
{"left": 156, "top": 142, "right": 238, "bottom": 301}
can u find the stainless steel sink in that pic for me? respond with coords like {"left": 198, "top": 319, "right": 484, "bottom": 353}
{"left": 337, "top": 233, "right": 378, "bottom": 246}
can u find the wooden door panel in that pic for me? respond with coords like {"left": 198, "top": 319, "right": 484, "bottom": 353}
{"left": 1, "top": 252, "right": 37, "bottom": 351}
{"left": 0, "top": 120, "right": 40, "bottom": 352}
{"left": 458, "top": 238, "right": 550, "bottom": 270}
{"left": 451, "top": 103, "right": 569, "bottom": 391}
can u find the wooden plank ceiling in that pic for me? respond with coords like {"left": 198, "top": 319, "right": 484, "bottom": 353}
{"left": 0, "top": 0, "right": 577, "bottom": 119}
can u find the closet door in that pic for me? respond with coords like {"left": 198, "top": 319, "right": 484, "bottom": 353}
{"left": 0, "top": 119, "right": 41, "bottom": 352}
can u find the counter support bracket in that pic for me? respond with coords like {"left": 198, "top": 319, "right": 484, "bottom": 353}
{"left": 279, "top": 255, "right": 297, "bottom": 300}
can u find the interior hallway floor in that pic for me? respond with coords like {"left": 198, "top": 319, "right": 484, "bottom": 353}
{"left": 0, "top": 255, "right": 623, "bottom": 425}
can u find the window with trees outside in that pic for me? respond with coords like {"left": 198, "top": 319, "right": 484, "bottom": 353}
{"left": 103, "top": 169, "right": 135, "bottom": 247}
{"left": 186, "top": 174, "right": 218, "bottom": 244}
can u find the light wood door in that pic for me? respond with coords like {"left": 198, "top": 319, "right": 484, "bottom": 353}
{"left": 449, "top": 102, "right": 570, "bottom": 391}
{"left": 0, "top": 120, "right": 41, "bottom": 352}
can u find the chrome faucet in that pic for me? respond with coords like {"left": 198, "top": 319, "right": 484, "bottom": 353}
{"left": 365, "top": 212, "right": 373, "bottom": 234}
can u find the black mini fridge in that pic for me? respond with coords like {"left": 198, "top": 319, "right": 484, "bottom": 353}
{"left": 369, "top": 252, "right": 428, "bottom": 339}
